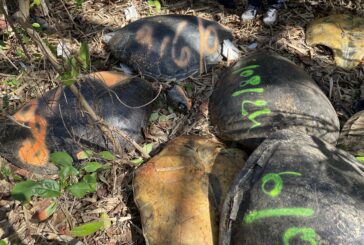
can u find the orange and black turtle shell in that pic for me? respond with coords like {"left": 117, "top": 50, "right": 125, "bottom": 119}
{"left": 108, "top": 15, "right": 233, "bottom": 81}
{"left": 209, "top": 51, "right": 340, "bottom": 150}
{"left": 0, "top": 72, "right": 155, "bottom": 174}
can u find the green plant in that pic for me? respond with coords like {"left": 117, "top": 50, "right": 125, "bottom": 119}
{"left": 11, "top": 150, "right": 113, "bottom": 202}
{"left": 0, "top": 166, "right": 23, "bottom": 182}
{"left": 4, "top": 78, "right": 20, "bottom": 87}
{"left": 130, "top": 143, "right": 153, "bottom": 165}
{"left": 60, "top": 42, "right": 90, "bottom": 86}
{"left": 147, "top": 0, "right": 161, "bottom": 13}
{"left": 356, "top": 156, "right": 364, "bottom": 164}
{"left": 70, "top": 213, "right": 111, "bottom": 237}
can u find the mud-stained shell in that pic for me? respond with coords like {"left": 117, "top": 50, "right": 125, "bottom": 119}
{"left": 0, "top": 71, "right": 155, "bottom": 175}
{"left": 209, "top": 52, "right": 340, "bottom": 150}
{"left": 133, "top": 136, "right": 246, "bottom": 245}
{"left": 338, "top": 110, "right": 364, "bottom": 156}
{"left": 306, "top": 14, "right": 364, "bottom": 69}
{"left": 220, "top": 130, "right": 364, "bottom": 245}
{"left": 108, "top": 15, "right": 232, "bottom": 81}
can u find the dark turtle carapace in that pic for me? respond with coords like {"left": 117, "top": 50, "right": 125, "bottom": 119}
{"left": 0, "top": 71, "right": 155, "bottom": 174}
{"left": 108, "top": 15, "right": 233, "bottom": 81}
{"left": 220, "top": 130, "right": 364, "bottom": 245}
{"left": 306, "top": 14, "right": 364, "bottom": 69}
{"left": 133, "top": 136, "right": 246, "bottom": 245}
{"left": 209, "top": 52, "right": 340, "bottom": 150}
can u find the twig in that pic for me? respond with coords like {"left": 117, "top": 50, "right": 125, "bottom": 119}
{"left": 6, "top": 115, "right": 31, "bottom": 129}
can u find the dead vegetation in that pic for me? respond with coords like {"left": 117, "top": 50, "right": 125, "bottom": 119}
{"left": 0, "top": 0, "right": 363, "bottom": 244}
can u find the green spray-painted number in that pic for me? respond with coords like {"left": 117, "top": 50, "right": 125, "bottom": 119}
{"left": 240, "top": 75, "right": 261, "bottom": 88}
{"left": 244, "top": 208, "right": 314, "bottom": 224}
{"left": 242, "top": 100, "right": 267, "bottom": 116}
{"left": 232, "top": 88, "right": 264, "bottom": 97}
{"left": 248, "top": 109, "right": 272, "bottom": 129}
{"left": 233, "top": 65, "right": 260, "bottom": 76}
{"left": 283, "top": 227, "right": 317, "bottom": 245}
{"left": 261, "top": 171, "right": 302, "bottom": 198}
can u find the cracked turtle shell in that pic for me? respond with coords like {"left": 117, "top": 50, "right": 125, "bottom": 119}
{"left": 220, "top": 130, "right": 364, "bottom": 245}
{"left": 338, "top": 110, "right": 364, "bottom": 156}
{"left": 108, "top": 14, "right": 233, "bottom": 81}
{"left": 306, "top": 14, "right": 364, "bottom": 69}
{"left": 133, "top": 136, "right": 246, "bottom": 245}
{"left": 209, "top": 52, "right": 340, "bottom": 150}
{"left": 0, "top": 72, "right": 155, "bottom": 175}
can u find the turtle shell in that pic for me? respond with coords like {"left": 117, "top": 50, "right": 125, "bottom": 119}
{"left": 0, "top": 72, "right": 155, "bottom": 174}
{"left": 338, "top": 110, "right": 364, "bottom": 156}
{"left": 219, "top": 130, "right": 364, "bottom": 245}
{"left": 108, "top": 15, "right": 233, "bottom": 81}
{"left": 209, "top": 52, "right": 340, "bottom": 150}
{"left": 306, "top": 14, "right": 364, "bottom": 69}
{"left": 133, "top": 136, "right": 246, "bottom": 245}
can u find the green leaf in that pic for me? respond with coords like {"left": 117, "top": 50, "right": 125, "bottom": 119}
{"left": 148, "top": 0, "right": 161, "bottom": 12}
{"left": 30, "top": 0, "right": 41, "bottom": 8}
{"left": 70, "top": 220, "right": 104, "bottom": 237}
{"left": 0, "top": 166, "right": 11, "bottom": 177}
{"left": 75, "top": 0, "right": 84, "bottom": 7}
{"left": 356, "top": 156, "right": 364, "bottom": 164}
{"left": 11, "top": 180, "right": 39, "bottom": 202}
{"left": 130, "top": 157, "right": 144, "bottom": 165}
{"left": 70, "top": 212, "right": 110, "bottom": 237}
{"left": 149, "top": 112, "right": 159, "bottom": 122}
{"left": 77, "top": 150, "right": 94, "bottom": 160}
{"left": 79, "top": 42, "right": 90, "bottom": 70}
{"left": 33, "top": 179, "right": 61, "bottom": 198}
{"left": 143, "top": 143, "right": 153, "bottom": 155}
{"left": 154, "top": 0, "right": 161, "bottom": 12}
{"left": 100, "top": 213, "right": 111, "bottom": 229}
{"left": 60, "top": 71, "right": 75, "bottom": 86}
{"left": 59, "top": 165, "right": 79, "bottom": 181}
{"left": 82, "top": 162, "right": 104, "bottom": 173}
{"left": 32, "top": 23, "right": 41, "bottom": 28}
{"left": 0, "top": 240, "right": 7, "bottom": 245}
{"left": 51, "top": 152, "right": 73, "bottom": 166}
{"left": 99, "top": 151, "right": 115, "bottom": 161}
{"left": 67, "top": 173, "right": 97, "bottom": 198}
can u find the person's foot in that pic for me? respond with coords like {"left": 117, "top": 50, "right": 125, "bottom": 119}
{"left": 263, "top": 7, "right": 278, "bottom": 25}
{"left": 241, "top": 5, "right": 258, "bottom": 22}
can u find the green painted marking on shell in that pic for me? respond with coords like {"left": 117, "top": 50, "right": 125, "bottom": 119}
{"left": 241, "top": 100, "right": 267, "bottom": 116}
{"left": 248, "top": 109, "right": 272, "bottom": 129}
{"left": 232, "top": 65, "right": 260, "bottom": 75}
{"left": 240, "top": 75, "right": 261, "bottom": 88}
{"left": 283, "top": 227, "right": 317, "bottom": 245}
{"left": 243, "top": 208, "right": 314, "bottom": 224}
{"left": 232, "top": 88, "right": 264, "bottom": 97}
{"left": 261, "top": 171, "right": 301, "bottom": 198}
{"left": 261, "top": 173, "right": 283, "bottom": 198}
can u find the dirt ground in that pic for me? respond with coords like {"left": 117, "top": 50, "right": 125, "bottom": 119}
{"left": 0, "top": 0, "right": 363, "bottom": 244}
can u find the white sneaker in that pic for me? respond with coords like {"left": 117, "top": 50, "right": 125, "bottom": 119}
{"left": 263, "top": 7, "right": 278, "bottom": 25}
{"left": 241, "top": 5, "right": 258, "bottom": 22}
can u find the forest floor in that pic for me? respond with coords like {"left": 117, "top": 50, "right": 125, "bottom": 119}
{"left": 0, "top": 0, "right": 363, "bottom": 244}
